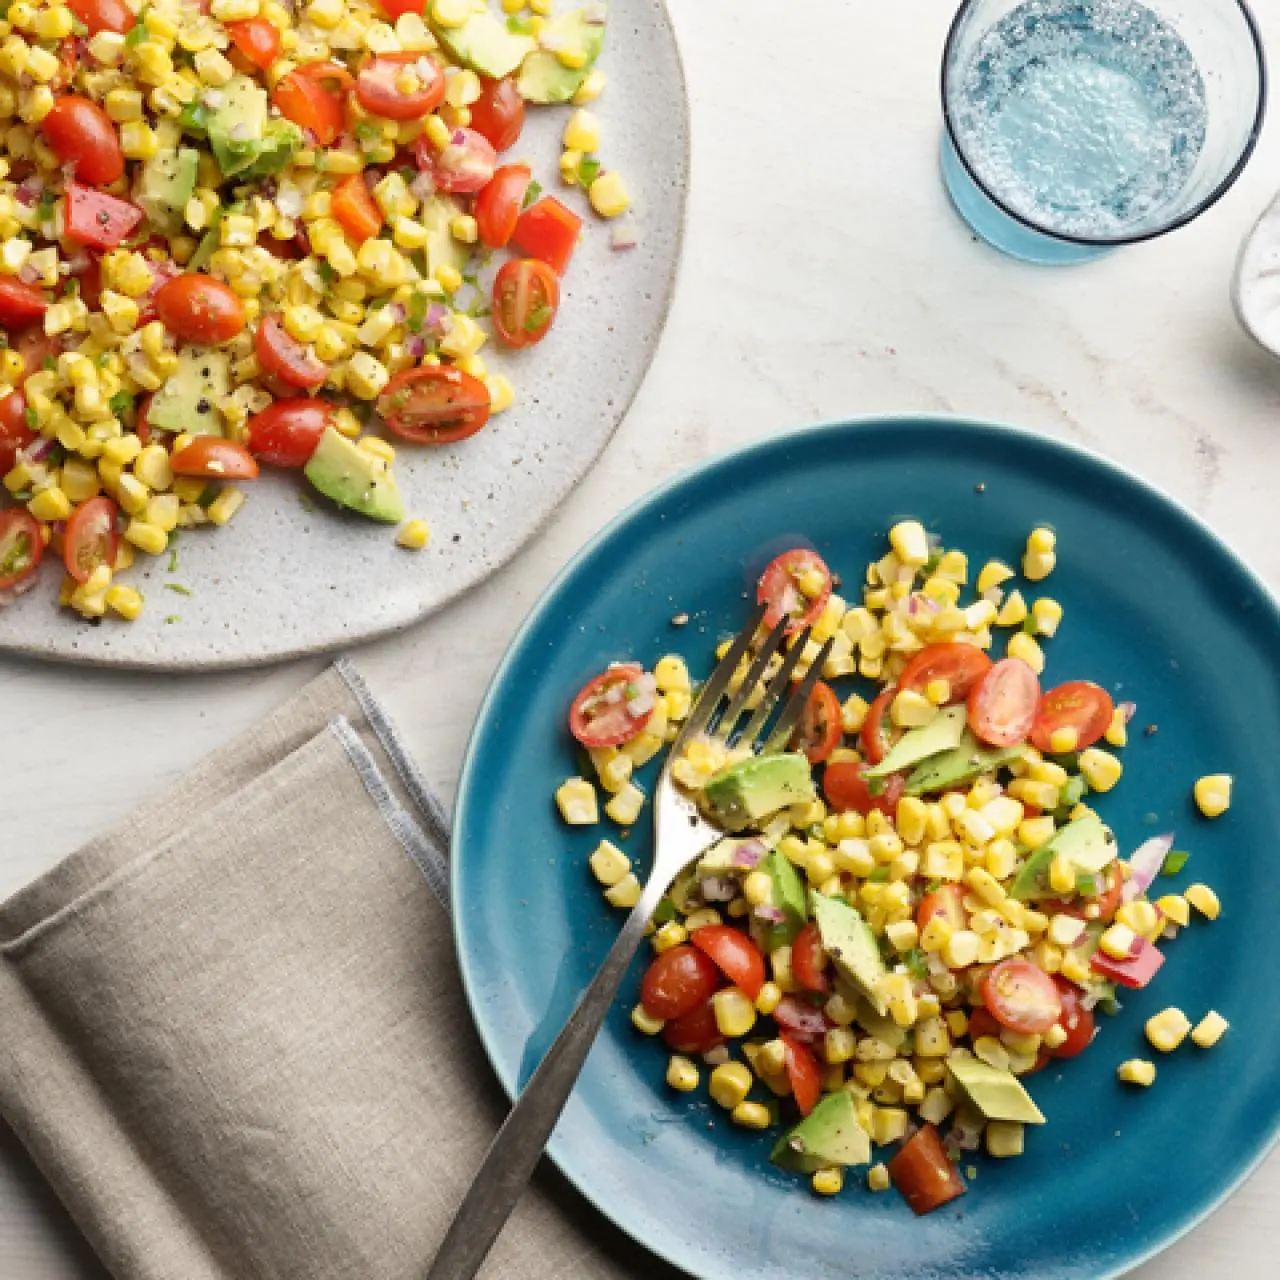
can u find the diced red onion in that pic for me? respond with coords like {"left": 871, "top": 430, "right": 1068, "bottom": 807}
{"left": 404, "top": 335, "right": 426, "bottom": 359}
{"left": 1118, "top": 701, "right": 1137, "bottom": 724}
{"left": 753, "top": 904, "right": 785, "bottom": 924}
{"left": 1121, "top": 833, "right": 1174, "bottom": 903}
{"left": 583, "top": 1, "right": 608, "bottom": 23}
{"left": 610, "top": 221, "right": 639, "bottom": 250}
{"left": 731, "top": 840, "right": 765, "bottom": 869}
{"left": 15, "top": 178, "right": 41, "bottom": 207}
{"left": 386, "top": 302, "right": 407, "bottom": 323}
{"left": 702, "top": 1046, "right": 729, "bottom": 1066}
{"left": 18, "top": 264, "right": 39, "bottom": 284}
{"left": 426, "top": 302, "right": 449, "bottom": 331}
{"left": 275, "top": 183, "right": 303, "bottom": 218}
{"left": 700, "top": 876, "right": 738, "bottom": 903}
{"left": 410, "top": 171, "right": 436, "bottom": 201}
{"left": 26, "top": 438, "right": 56, "bottom": 463}
{"left": 451, "top": 129, "right": 467, "bottom": 146}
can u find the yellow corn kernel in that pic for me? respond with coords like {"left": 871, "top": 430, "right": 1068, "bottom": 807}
{"left": 430, "top": 0, "right": 471, "bottom": 26}
{"left": 865, "top": 1163, "right": 891, "bottom": 1193}
{"left": 808, "top": 1167, "right": 843, "bottom": 1197}
{"left": 666, "top": 1055, "right": 699, "bottom": 1092}
{"left": 572, "top": 67, "right": 606, "bottom": 104}
{"left": 1184, "top": 883, "right": 1220, "bottom": 921}
{"left": 823, "top": 1026, "right": 857, "bottom": 1065}
{"left": 1156, "top": 894, "right": 1190, "bottom": 927}
{"left": 919, "top": 913, "right": 954, "bottom": 953}
{"left": 1009, "top": 779, "right": 1060, "bottom": 810}
{"left": 604, "top": 780, "right": 645, "bottom": 827}
{"left": 995, "top": 589, "right": 1027, "bottom": 628}
{"left": 1115, "top": 900, "right": 1159, "bottom": 939}
{"left": 753, "top": 981, "right": 782, "bottom": 1016}
{"left": 712, "top": 987, "right": 757, "bottom": 1039}
{"left": 1077, "top": 747, "right": 1122, "bottom": 793}
{"left": 1045, "top": 726, "right": 1077, "bottom": 754}
{"left": 942, "top": 929, "right": 980, "bottom": 969}
{"left": 1190, "top": 1010, "right": 1229, "bottom": 1048}
{"left": 708, "top": 1061, "right": 753, "bottom": 1110}
{"left": 630, "top": 1004, "right": 664, "bottom": 1036}
{"left": 1026, "top": 526, "right": 1056, "bottom": 555}
{"left": 115, "top": 473, "right": 149, "bottom": 516}
{"left": 391, "top": 519, "right": 429, "bottom": 551}
{"left": 1145, "top": 1007, "right": 1192, "bottom": 1053}
{"left": 205, "top": 486, "right": 244, "bottom": 526}
{"left": 1193, "top": 774, "right": 1232, "bottom": 818}
{"left": 730, "top": 1101, "right": 771, "bottom": 1130}
{"left": 602, "top": 873, "right": 640, "bottom": 909}
{"left": 1031, "top": 597, "right": 1063, "bottom": 637}
{"left": 882, "top": 519, "right": 927, "bottom": 568}
{"left": 555, "top": 777, "right": 598, "bottom": 825}
{"left": 890, "top": 688, "right": 936, "bottom": 729}
{"left": 1006, "top": 631, "right": 1044, "bottom": 675}
{"left": 975, "top": 559, "right": 1012, "bottom": 595}
{"left": 986, "top": 1120, "right": 1025, "bottom": 1158}
{"left": 1117, "top": 1059, "right": 1157, "bottom": 1087}
{"left": 1103, "top": 707, "right": 1129, "bottom": 748}
{"left": 27, "top": 485, "right": 72, "bottom": 522}
{"left": 588, "top": 170, "right": 630, "bottom": 219}
{"left": 104, "top": 584, "right": 143, "bottom": 621}
{"left": 124, "top": 519, "right": 168, "bottom": 556}
{"left": 585, "top": 839, "right": 629, "bottom": 887}
{"left": 650, "top": 921, "right": 688, "bottom": 956}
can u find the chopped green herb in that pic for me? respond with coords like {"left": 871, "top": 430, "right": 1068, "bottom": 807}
{"left": 298, "top": 492, "right": 315, "bottom": 512}
{"left": 522, "top": 179, "right": 542, "bottom": 209}
{"left": 652, "top": 897, "right": 677, "bottom": 926}
{"left": 124, "top": 18, "right": 150, "bottom": 48}
{"left": 406, "top": 291, "right": 427, "bottom": 333}
{"left": 23, "top": 406, "right": 38, "bottom": 428}
{"left": 577, "top": 156, "right": 601, "bottom": 187}
{"left": 354, "top": 120, "right": 381, "bottom": 146}
{"left": 398, "top": 166, "right": 416, "bottom": 184}
{"left": 367, "top": 295, "right": 389, "bottom": 310}
{"left": 164, "top": 615, "right": 181, "bottom": 624}
{"left": 904, "top": 949, "right": 929, "bottom": 980}
{"left": 866, "top": 776, "right": 887, "bottom": 797}
{"left": 317, "top": 261, "right": 337, "bottom": 286}
{"left": 41, "top": 356, "right": 55, "bottom": 371}
{"left": 109, "top": 391, "right": 134, "bottom": 418}
{"left": 164, "top": 583, "right": 192, "bottom": 597}
{"left": 167, "top": 540, "right": 180, "bottom": 573}
{"left": 37, "top": 192, "right": 56, "bottom": 218}
{"left": 94, "top": 352, "right": 109, "bottom": 367}
{"left": 0, "top": 1, "right": 12, "bottom": 21}
{"left": 1161, "top": 850, "right": 1191, "bottom": 876}
{"left": 506, "top": 14, "right": 533, "bottom": 33}
{"left": 70, "top": 16, "right": 87, "bottom": 34}
{"left": 922, "top": 549, "right": 944, "bottom": 576}
{"left": 868, "top": 866, "right": 891, "bottom": 883}
{"left": 1022, "top": 615, "right": 1039, "bottom": 635}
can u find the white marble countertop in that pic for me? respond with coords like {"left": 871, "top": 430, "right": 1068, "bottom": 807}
{"left": 2, "top": 1, "right": 1278, "bottom": 1274}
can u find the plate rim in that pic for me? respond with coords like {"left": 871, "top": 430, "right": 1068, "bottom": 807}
{"left": 451, "top": 412, "right": 1280, "bottom": 1280}
{"left": 1, "top": 0, "right": 690, "bottom": 674}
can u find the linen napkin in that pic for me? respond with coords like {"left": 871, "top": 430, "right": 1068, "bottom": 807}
{"left": 0, "top": 661, "right": 674, "bottom": 1280}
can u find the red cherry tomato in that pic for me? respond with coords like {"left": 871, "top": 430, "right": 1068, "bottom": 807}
{"left": 170, "top": 437, "right": 260, "bottom": 480}
{"left": 567, "top": 662, "right": 654, "bottom": 748}
{"left": 469, "top": 76, "right": 525, "bottom": 152}
{"left": 0, "top": 509, "right": 43, "bottom": 591}
{"left": 965, "top": 1007, "right": 1003, "bottom": 1042}
{"left": 271, "top": 71, "right": 344, "bottom": 147}
{"left": 982, "top": 958, "right": 1062, "bottom": 1035}
{"left": 780, "top": 1033, "right": 822, "bottom": 1116}
{"left": 772, "top": 994, "right": 832, "bottom": 1045}
{"left": 0, "top": 279, "right": 50, "bottom": 328}
{"left": 331, "top": 173, "right": 384, "bottom": 243}
{"left": 790, "top": 922, "right": 830, "bottom": 994}
{"left": 225, "top": 18, "right": 282, "bottom": 71}
{"left": 0, "top": 390, "right": 35, "bottom": 475}
{"left": 246, "top": 398, "right": 334, "bottom": 469}
{"left": 899, "top": 642, "right": 993, "bottom": 702}
{"left": 511, "top": 195, "right": 583, "bottom": 275}
{"left": 661, "top": 997, "right": 725, "bottom": 1056}
{"left": 62, "top": 496, "right": 119, "bottom": 583}
{"left": 153, "top": 274, "right": 246, "bottom": 345}
{"left": 887, "top": 1124, "right": 967, "bottom": 1216}
{"left": 376, "top": 365, "right": 491, "bottom": 445}
{"left": 254, "top": 314, "right": 329, "bottom": 390}
{"left": 791, "top": 680, "right": 842, "bottom": 764}
{"left": 641, "top": 945, "right": 722, "bottom": 1021}
{"left": 296, "top": 59, "right": 356, "bottom": 92}
{"left": 968, "top": 657, "right": 1040, "bottom": 747}
{"left": 1050, "top": 976, "right": 1095, "bottom": 1058}
{"left": 40, "top": 95, "right": 123, "bottom": 185}
{"left": 689, "top": 924, "right": 766, "bottom": 1001}
{"left": 756, "top": 548, "right": 832, "bottom": 634}
{"left": 415, "top": 126, "right": 497, "bottom": 193}
{"left": 1040, "top": 861, "right": 1124, "bottom": 924}
{"left": 356, "top": 52, "right": 444, "bottom": 120}
{"left": 916, "top": 883, "right": 967, "bottom": 934}
{"left": 69, "top": 0, "right": 134, "bottom": 33}
{"left": 859, "top": 687, "right": 898, "bottom": 765}
{"left": 491, "top": 258, "right": 560, "bottom": 348}
{"left": 823, "top": 761, "right": 904, "bottom": 817}
{"left": 64, "top": 183, "right": 143, "bottom": 250}
{"left": 1030, "top": 681, "right": 1115, "bottom": 754}
{"left": 375, "top": 0, "right": 425, "bottom": 15}
{"left": 475, "top": 163, "right": 532, "bottom": 249}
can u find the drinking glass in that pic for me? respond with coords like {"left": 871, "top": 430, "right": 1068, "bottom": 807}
{"left": 941, "top": 0, "right": 1267, "bottom": 265}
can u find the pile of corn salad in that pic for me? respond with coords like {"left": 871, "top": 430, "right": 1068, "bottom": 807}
{"left": 0, "top": 0, "right": 628, "bottom": 620}
{"left": 557, "top": 524, "right": 1232, "bottom": 1210}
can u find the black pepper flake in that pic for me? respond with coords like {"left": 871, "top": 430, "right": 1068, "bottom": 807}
{"left": 197, "top": 399, "right": 210, "bottom": 414}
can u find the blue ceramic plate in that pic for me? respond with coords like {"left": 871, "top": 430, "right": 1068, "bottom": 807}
{"left": 452, "top": 417, "right": 1280, "bottom": 1280}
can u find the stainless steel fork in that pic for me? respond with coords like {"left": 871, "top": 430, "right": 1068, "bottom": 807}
{"left": 427, "top": 602, "right": 834, "bottom": 1279}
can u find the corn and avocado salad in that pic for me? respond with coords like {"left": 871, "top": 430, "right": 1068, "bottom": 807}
{"left": 559, "top": 523, "right": 1230, "bottom": 1212}
{"left": 0, "top": 0, "right": 628, "bottom": 619}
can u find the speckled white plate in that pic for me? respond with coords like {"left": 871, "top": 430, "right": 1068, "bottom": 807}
{"left": 0, "top": 0, "right": 687, "bottom": 670}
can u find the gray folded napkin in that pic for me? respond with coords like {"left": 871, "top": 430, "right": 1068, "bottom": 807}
{"left": 0, "top": 661, "right": 672, "bottom": 1280}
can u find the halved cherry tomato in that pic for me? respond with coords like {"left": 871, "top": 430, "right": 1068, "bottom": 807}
{"left": 376, "top": 365, "right": 491, "bottom": 445}
{"left": 272, "top": 71, "right": 344, "bottom": 147}
{"left": 567, "top": 662, "right": 654, "bottom": 748}
{"left": 756, "top": 548, "right": 832, "bottom": 634}
{"left": 170, "top": 437, "right": 260, "bottom": 480}
{"left": 0, "top": 509, "right": 43, "bottom": 591}
{"left": 982, "top": 958, "right": 1062, "bottom": 1034}
{"left": 13, "top": 326, "right": 62, "bottom": 375}
{"left": 254, "top": 314, "right": 328, "bottom": 390}
{"left": 790, "top": 923, "right": 830, "bottom": 994}
{"left": 0, "top": 389, "right": 34, "bottom": 475}
{"left": 469, "top": 76, "right": 525, "bottom": 152}
{"left": 475, "top": 163, "right": 532, "bottom": 250}
{"left": 69, "top": 0, "right": 135, "bottom": 34}
{"left": 63, "top": 496, "right": 118, "bottom": 584}
{"left": 642, "top": 944, "right": 722, "bottom": 1021}
{"left": 330, "top": 173, "right": 384, "bottom": 244}
{"left": 791, "top": 680, "right": 842, "bottom": 764}
{"left": 916, "top": 883, "right": 967, "bottom": 934}
{"left": 511, "top": 195, "right": 583, "bottom": 275}
{"left": 136, "top": 260, "right": 180, "bottom": 326}
{"left": 225, "top": 18, "right": 282, "bottom": 71}
{"left": 1050, "top": 976, "right": 1095, "bottom": 1058}
{"left": 296, "top": 60, "right": 356, "bottom": 92}
{"left": 968, "top": 657, "right": 1040, "bottom": 747}
{"left": 0, "top": 279, "right": 50, "bottom": 328}
{"left": 246, "top": 399, "right": 334, "bottom": 468}
{"left": 356, "top": 52, "right": 444, "bottom": 120}
{"left": 64, "top": 183, "right": 143, "bottom": 251}
{"left": 1030, "top": 681, "right": 1115, "bottom": 754}
{"left": 153, "top": 274, "right": 246, "bottom": 345}
{"left": 899, "top": 642, "right": 994, "bottom": 702}
{"left": 780, "top": 1033, "right": 822, "bottom": 1116}
{"left": 661, "top": 997, "right": 725, "bottom": 1056}
{"left": 415, "top": 126, "right": 497, "bottom": 194}
{"left": 823, "top": 761, "right": 904, "bottom": 817}
{"left": 40, "top": 96, "right": 123, "bottom": 186}
{"left": 965, "top": 1007, "right": 1003, "bottom": 1042}
{"left": 690, "top": 924, "right": 765, "bottom": 1000}
{"left": 887, "top": 1124, "right": 967, "bottom": 1216}
{"left": 492, "top": 258, "right": 560, "bottom": 349}
{"left": 859, "top": 687, "right": 898, "bottom": 765}
{"left": 772, "top": 994, "right": 831, "bottom": 1045}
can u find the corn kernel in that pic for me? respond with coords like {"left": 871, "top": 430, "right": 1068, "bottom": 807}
{"left": 1145, "top": 1008, "right": 1192, "bottom": 1053}
{"left": 666, "top": 1055, "right": 699, "bottom": 1092}
{"left": 942, "top": 929, "right": 979, "bottom": 969}
{"left": 104, "top": 584, "right": 143, "bottom": 621}
{"left": 588, "top": 170, "right": 630, "bottom": 219}
{"left": 430, "top": 0, "right": 471, "bottom": 26}
{"left": 651, "top": 921, "right": 687, "bottom": 956}
{"left": 630, "top": 1004, "right": 664, "bottom": 1036}
{"left": 604, "top": 780, "right": 644, "bottom": 826}
{"left": 1193, "top": 774, "right": 1232, "bottom": 818}
{"left": 1006, "top": 631, "right": 1044, "bottom": 675}
{"left": 1078, "top": 748, "right": 1123, "bottom": 793}
{"left": 1190, "top": 1010, "right": 1229, "bottom": 1048}
{"left": 554, "top": 777, "right": 598, "bottom": 825}
{"left": 572, "top": 68, "right": 606, "bottom": 104}
{"left": 1156, "top": 894, "right": 1190, "bottom": 927}
{"left": 605, "top": 874, "right": 641, "bottom": 909}
{"left": 1184, "top": 883, "right": 1220, "bottom": 921}
{"left": 730, "top": 1101, "right": 771, "bottom": 1129}
{"left": 123, "top": 519, "right": 168, "bottom": 556}
{"left": 1117, "top": 1059, "right": 1157, "bottom": 1086}
{"left": 712, "top": 988, "right": 757, "bottom": 1039}
{"left": 986, "top": 1120, "right": 1025, "bottom": 1158}
{"left": 1031, "top": 597, "right": 1063, "bottom": 637}
{"left": 708, "top": 1061, "right": 753, "bottom": 1110}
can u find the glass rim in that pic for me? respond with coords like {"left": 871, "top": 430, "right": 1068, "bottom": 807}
{"left": 939, "top": 0, "right": 1269, "bottom": 247}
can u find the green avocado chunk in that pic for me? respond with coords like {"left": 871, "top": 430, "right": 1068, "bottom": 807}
{"left": 696, "top": 835, "right": 770, "bottom": 876}
{"left": 947, "top": 1056, "right": 1046, "bottom": 1124}
{"left": 435, "top": 12, "right": 535, "bottom": 79}
{"left": 756, "top": 848, "right": 807, "bottom": 950}
{"left": 862, "top": 706, "right": 968, "bottom": 779}
{"left": 238, "top": 118, "right": 303, "bottom": 179}
{"left": 146, "top": 347, "right": 229, "bottom": 436}
{"left": 771, "top": 1090, "right": 871, "bottom": 1173}
{"left": 420, "top": 194, "right": 470, "bottom": 281}
{"left": 904, "top": 730, "right": 1026, "bottom": 795}
{"left": 810, "top": 891, "right": 887, "bottom": 1014}
{"left": 517, "top": 8, "right": 607, "bottom": 103}
{"left": 702, "top": 752, "right": 814, "bottom": 833}
{"left": 134, "top": 148, "right": 198, "bottom": 235}
{"left": 206, "top": 75, "right": 271, "bottom": 177}
{"left": 304, "top": 426, "right": 405, "bottom": 523}
{"left": 1009, "top": 814, "right": 1118, "bottom": 901}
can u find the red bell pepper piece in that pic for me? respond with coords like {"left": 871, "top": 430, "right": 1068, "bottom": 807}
{"left": 1090, "top": 937, "right": 1165, "bottom": 989}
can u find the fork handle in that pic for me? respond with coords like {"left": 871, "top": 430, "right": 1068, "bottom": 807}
{"left": 427, "top": 874, "right": 667, "bottom": 1280}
